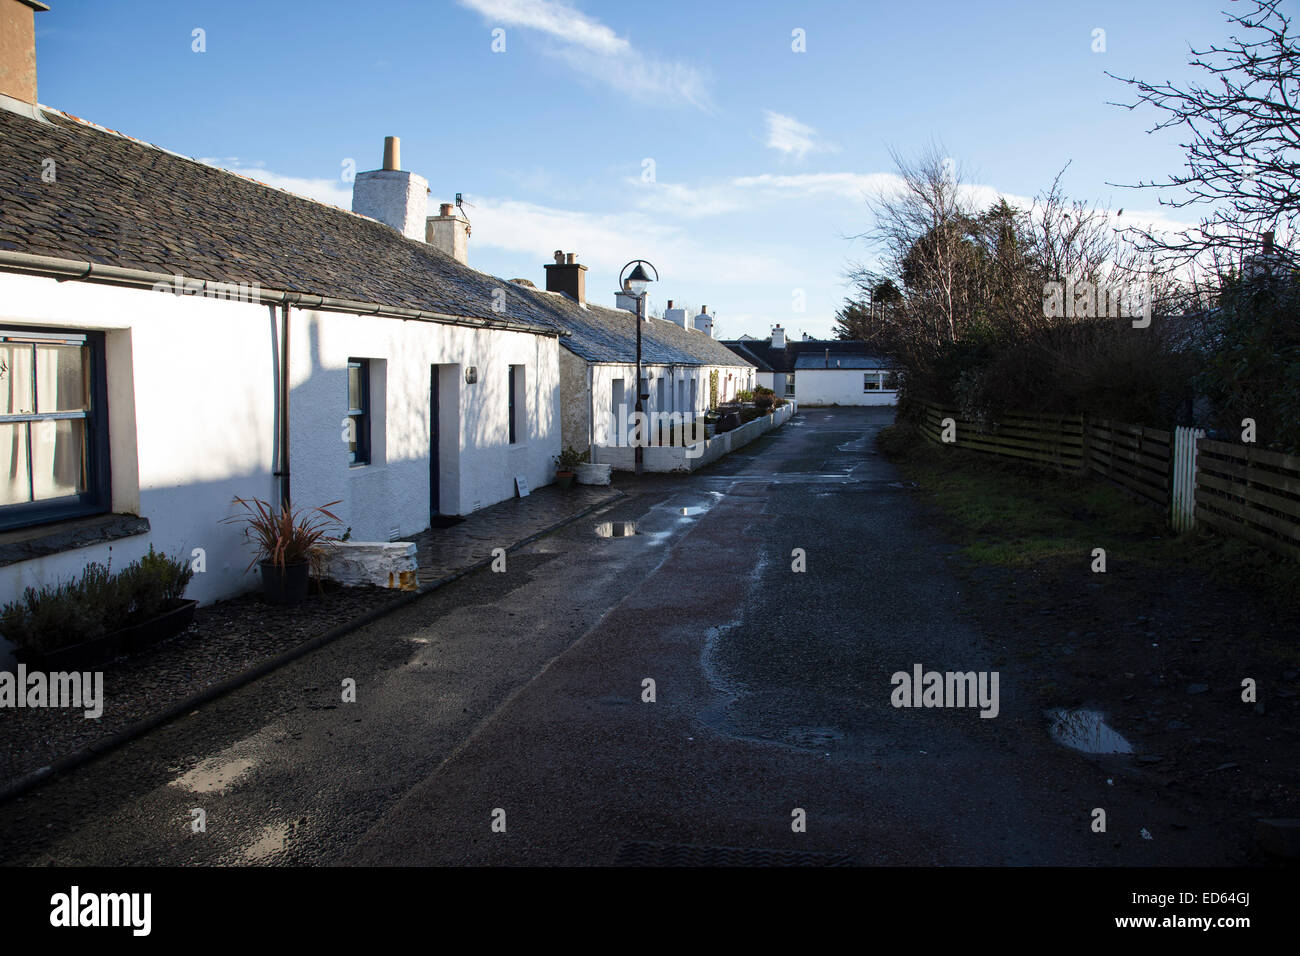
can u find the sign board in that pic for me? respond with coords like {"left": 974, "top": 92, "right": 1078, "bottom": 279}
{"left": 515, "top": 474, "right": 530, "bottom": 498}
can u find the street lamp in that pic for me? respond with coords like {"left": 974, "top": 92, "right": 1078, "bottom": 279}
{"left": 618, "top": 259, "right": 658, "bottom": 476}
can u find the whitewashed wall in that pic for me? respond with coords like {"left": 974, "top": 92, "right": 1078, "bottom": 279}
{"left": 0, "top": 272, "right": 560, "bottom": 611}
{"left": 579, "top": 361, "right": 753, "bottom": 448}
{"left": 794, "top": 369, "right": 898, "bottom": 406}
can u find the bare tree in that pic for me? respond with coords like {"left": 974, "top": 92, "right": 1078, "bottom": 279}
{"left": 850, "top": 142, "right": 978, "bottom": 346}
{"left": 1107, "top": 0, "right": 1299, "bottom": 269}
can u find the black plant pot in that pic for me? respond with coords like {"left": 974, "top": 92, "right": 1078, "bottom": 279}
{"left": 260, "top": 560, "right": 311, "bottom": 605}
{"left": 556, "top": 472, "right": 575, "bottom": 489}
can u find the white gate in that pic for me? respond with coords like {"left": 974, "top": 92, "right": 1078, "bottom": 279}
{"left": 1171, "top": 426, "right": 1205, "bottom": 532}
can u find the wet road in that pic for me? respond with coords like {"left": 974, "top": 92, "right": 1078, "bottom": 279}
{"left": 0, "top": 408, "right": 1232, "bottom": 865}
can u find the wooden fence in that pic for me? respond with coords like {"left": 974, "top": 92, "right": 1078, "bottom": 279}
{"left": 919, "top": 405, "right": 1084, "bottom": 471}
{"left": 1194, "top": 440, "right": 1300, "bottom": 561}
{"left": 1083, "top": 420, "right": 1170, "bottom": 505}
{"left": 918, "top": 402, "right": 1300, "bottom": 561}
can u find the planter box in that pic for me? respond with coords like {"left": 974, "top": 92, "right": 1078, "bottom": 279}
{"left": 14, "top": 598, "right": 199, "bottom": 669}
{"left": 576, "top": 462, "right": 613, "bottom": 486}
{"left": 119, "top": 598, "right": 198, "bottom": 654}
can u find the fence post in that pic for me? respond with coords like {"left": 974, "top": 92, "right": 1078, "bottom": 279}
{"left": 1171, "top": 426, "right": 1205, "bottom": 532}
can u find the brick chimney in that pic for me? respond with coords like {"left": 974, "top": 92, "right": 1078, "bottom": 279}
{"left": 426, "top": 203, "right": 469, "bottom": 265}
{"left": 544, "top": 250, "right": 587, "bottom": 306}
{"left": 770, "top": 323, "right": 786, "bottom": 349}
{"left": 0, "top": 1, "right": 47, "bottom": 107}
{"left": 351, "top": 136, "right": 428, "bottom": 241}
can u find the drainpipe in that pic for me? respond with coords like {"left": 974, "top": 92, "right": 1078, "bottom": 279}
{"left": 277, "top": 303, "right": 291, "bottom": 510}
{"left": 587, "top": 364, "right": 595, "bottom": 460}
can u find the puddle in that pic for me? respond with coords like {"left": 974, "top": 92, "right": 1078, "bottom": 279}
{"left": 170, "top": 756, "right": 257, "bottom": 794}
{"left": 1046, "top": 708, "right": 1134, "bottom": 754}
{"left": 595, "top": 521, "right": 637, "bottom": 537}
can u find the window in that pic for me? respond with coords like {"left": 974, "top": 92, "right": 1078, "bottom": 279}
{"left": 864, "top": 372, "right": 882, "bottom": 392}
{"left": 508, "top": 365, "right": 525, "bottom": 444}
{"left": 0, "top": 329, "right": 109, "bottom": 531}
{"left": 347, "top": 359, "right": 370, "bottom": 465}
{"left": 785, "top": 373, "right": 796, "bottom": 397}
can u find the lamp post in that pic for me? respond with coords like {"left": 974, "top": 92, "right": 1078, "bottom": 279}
{"left": 618, "top": 259, "right": 658, "bottom": 477}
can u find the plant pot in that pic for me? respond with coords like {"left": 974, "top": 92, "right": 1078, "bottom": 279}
{"left": 704, "top": 424, "right": 717, "bottom": 439}
{"left": 117, "top": 598, "right": 199, "bottom": 654}
{"left": 575, "top": 462, "right": 612, "bottom": 486}
{"left": 15, "top": 631, "right": 123, "bottom": 671}
{"left": 260, "top": 560, "right": 311, "bottom": 605}
{"left": 556, "top": 471, "right": 576, "bottom": 489}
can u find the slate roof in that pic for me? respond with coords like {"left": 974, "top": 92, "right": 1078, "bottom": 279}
{"left": 793, "top": 353, "right": 886, "bottom": 370}
{"left": 513, "top": 284, "right": 751, "bottom": 368}
{"left": 722, "top": 341, "right": 773, "bottom": 371}
{"left": 722, "top": 338, "right": 892, "bottom": 373}
{"left": 0, "top": 105, "right": 569, "bottom": 334}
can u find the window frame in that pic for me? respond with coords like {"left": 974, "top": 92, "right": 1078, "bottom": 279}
{"left": 785, "top": 373, "right": 796, "bottom": 397}
{"left": 0, "top": 327, "right": 111, "bottom": 532}
{"left": 347, "top": 358, "right": 371, "bottom": 466}
{"left": 508, "top": 365, "right": 517, "bottom": 445}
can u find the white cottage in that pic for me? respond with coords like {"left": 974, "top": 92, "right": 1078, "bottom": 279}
{"left": 511, "top": 253, "right": 755, "bottom": 457}
{"left": 721, "top": 326, "right": 898, "bottom": 407}
{"left": 0, "top": 3, "right": 566, "bottom": 609}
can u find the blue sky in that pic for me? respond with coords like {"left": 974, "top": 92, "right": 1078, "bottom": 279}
{"left": 33, "top": 0, "right": 1229, "bottom": 338}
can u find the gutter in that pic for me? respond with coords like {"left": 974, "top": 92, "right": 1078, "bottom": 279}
{"left": 0, "top": 250, "right": 565, "bottom": 339}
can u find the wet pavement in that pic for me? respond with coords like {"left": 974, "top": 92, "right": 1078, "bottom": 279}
{"left": 0, "top": 408, "right": 1238, "bottom": 865}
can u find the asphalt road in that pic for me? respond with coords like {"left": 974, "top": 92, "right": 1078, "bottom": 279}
{"left": 0, "top": 408, "right": 1233, "bottom": 865}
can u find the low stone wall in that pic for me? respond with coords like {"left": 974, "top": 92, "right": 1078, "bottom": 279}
{"left": 320, "top": 541, "right": 419, "bottom": 591}
{"left": 592, "top": 402, "right": 796, "bottom": 473}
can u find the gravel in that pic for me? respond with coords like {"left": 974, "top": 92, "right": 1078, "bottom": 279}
{"left": 0, "top": 582, "right": 404, "bottom": 788}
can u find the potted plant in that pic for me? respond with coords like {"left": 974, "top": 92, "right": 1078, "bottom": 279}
{"left": 555, "top": 446, "right": 586, "bottom": 489}
{"left": 224, "top": 497, "right": 342, "bottom": 605}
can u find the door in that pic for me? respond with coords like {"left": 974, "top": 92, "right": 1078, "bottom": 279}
{"left": 429, "top": 365, "right": 440, "bottom": 517}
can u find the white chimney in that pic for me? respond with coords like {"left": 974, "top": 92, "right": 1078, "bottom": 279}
{"left": 664, "top": 299, "right": 688, "bottom": 328}
{"left": 352, "top": 136, "right": 428, "bottom": 241}
{"left": 426, "top": 203, "right": 469, "bottom": 264}
{"left": 770, "top": 324, "right": 786, "bottom": 349}
{"left": 693, "top": 306, "right": 713, "bottom": 338}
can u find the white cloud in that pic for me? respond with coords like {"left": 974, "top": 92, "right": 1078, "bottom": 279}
{"left": 197, "top": 158, "right": 353, "bottom": 209}
{"left": 460, "top": 0, "right": 628, "bottom": 55}
{"left": 763, "top": 111, "right": 836, "bottom": 160}
{"left": 459, "top": 0, "right": 709, "bottom": 109}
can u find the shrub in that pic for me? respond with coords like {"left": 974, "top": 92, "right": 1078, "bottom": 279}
{"left": 0, "top": 547, "right": 195, "bottom": 653}
{"left": 555, "top": 446, "right": 588, "bottom": 471}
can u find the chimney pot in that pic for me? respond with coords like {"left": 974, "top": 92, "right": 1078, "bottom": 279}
{"left": 439, "top": 203, "right": 454, "bottom": 216}
{"left": 566, "top": 252, "right": 576, "bottom": 265}
{"left": 554, "top": 250, "right": 565, "bottom": 264}
{"left": 383, "top": 136, "right": 400, "bottom": 171}
{"left": 667, "top": 300, "right": 673, "bottom": 309}
{"left": 1263, "top": 230, "right": 1275, "bottom": 255}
